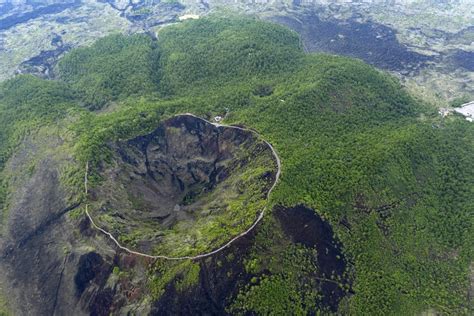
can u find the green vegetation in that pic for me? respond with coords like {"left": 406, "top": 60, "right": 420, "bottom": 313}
{"left": 0, "top": 75, "right": 77, "bottom": 170}
{"left": 232, "top": 274, "right": 307, "bottom": 315}
{"left": 0, "top": 288, "right": 10, "bottom": 315}
{"left": 155, "top": 18, "right": 302, "bottom": 96}
{"left": 58, "top": 34, "right": 159, "bottom": 110}
{"left": 0, "top": 75, "right": 81, "bottom": 220}
{"left": 149, "top": 260, "right": 200, "bottom": 299}
{"left": 0, "top": 16, "right": 472, "bottom": 315}
{"left": 450, "top": 95, "right": 471, "bottom": 107}
{"left": 232, "top": 244, "right": 326, "bottom": 315}
{"left": 175, "top": 262, "right": 200, "bottom": 292}
{"left": 234, "top": 212, "right": 350, "bottom": 315}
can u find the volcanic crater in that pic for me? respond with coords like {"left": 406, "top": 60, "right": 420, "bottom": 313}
{"left": 89, "top": 115, "right": 278, "bottom": 256}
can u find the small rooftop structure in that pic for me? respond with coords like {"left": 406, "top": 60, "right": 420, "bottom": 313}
{"left": 438, "top": 101, "right": 474, "bottom": 122}
{"left": 453, "top": 101, "right": 474, "bottom": 122}
{"left": 178, "top": 14, "right": 200, "bottom": 21}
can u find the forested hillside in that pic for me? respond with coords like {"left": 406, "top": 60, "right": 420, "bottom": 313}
{"left": 0, "top": 17, "right": 472, "bottom": 315}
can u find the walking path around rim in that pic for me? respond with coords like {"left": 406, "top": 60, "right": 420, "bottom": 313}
{"left": 84, "top": 113, "right": 282, "bottom": 261}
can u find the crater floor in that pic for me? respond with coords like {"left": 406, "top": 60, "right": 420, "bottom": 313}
{"left": 89, "top": 115, "right": 278, "bottom": 257}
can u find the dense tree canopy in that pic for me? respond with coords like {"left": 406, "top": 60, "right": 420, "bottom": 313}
{"left": 0, "top": 16, "right": 472, "bottom": 315}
